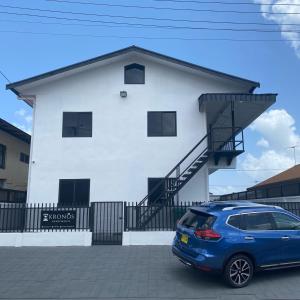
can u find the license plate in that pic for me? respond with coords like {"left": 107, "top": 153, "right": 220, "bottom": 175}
{"left": 181, "top": 234, "right": 189, "bottom": 244}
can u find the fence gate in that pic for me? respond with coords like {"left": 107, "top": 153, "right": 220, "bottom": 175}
{"left": 90, "top": 202, "right": 123, "bottom": 245}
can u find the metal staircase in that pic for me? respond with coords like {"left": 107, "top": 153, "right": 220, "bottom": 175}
{"left": 136, "top": 127, "right": 244, "bottom": 229}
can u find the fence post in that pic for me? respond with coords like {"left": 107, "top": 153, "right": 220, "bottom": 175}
{"left": 89, "top": 203, "right": 94, "bottom": 232}
{"left": 124, "top": 202, "right": 127, "bottom": 232}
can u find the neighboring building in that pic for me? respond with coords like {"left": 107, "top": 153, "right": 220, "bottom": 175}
{"left": 6, "top": 46, "right": 276, "bottom": 210}
{"left": 220, "top": 164, "right": 300, "bottom": 202}
{"left": 0, "top": 118, "right": 30, "bottom": 202}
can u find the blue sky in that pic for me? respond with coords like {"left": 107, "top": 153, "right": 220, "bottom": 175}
{"left": 0, "top": 0, "right": 300, "bottom": 195}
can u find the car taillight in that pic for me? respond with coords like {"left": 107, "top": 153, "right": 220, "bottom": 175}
{"left": 194, "top": 229, "right": 221, "bottom": 241}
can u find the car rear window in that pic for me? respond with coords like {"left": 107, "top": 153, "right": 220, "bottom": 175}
{"left": 178, "top": 210, "right": 216, "bottom": 229}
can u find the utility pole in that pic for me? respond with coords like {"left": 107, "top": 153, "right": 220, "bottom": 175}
{"left": 287, "top": 146, "right": 298, "bottom": 166}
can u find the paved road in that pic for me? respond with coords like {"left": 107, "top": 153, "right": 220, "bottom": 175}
{"left": 0, "top": 246, "right": 299, "bottom": 300}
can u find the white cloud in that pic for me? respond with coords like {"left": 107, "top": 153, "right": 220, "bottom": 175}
{"left": 254, "top": 0, "right": 300, "bottom": 58}
{"left": 15, "top": 109, "right": 26, "bottom": 117}
{"left": 256, "top": 137, "right": 270, "bottom": 148}
{"left": 250, "top": 109, "right": 300, "bottom": 150}
{"left": 242, "top": 150, "right": 294, "bottom": 181}
{"left": 14, "top": 108, "right": 32, "bottom": 134}
{"left": 25, "top": 115, "right": 33, "bottom": 123}
{"left": 210, "top": 185, "right": 242, "bottom": 195}
{"left": 242, "top": 109, "right": 299, "bottom": 182}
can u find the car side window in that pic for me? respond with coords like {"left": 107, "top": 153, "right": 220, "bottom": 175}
{"left": 272, "top": 212, "right": 300, "bottom": 230}
{"left": 244, "top": 213, "right": 274, "bottom": 231}
{"left": 228, "top": 215, "right": 244, "bottom": 230}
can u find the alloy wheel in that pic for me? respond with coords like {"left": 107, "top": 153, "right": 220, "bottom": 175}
{"left": 229, "top": 258, "right": 251, "bottom": 286}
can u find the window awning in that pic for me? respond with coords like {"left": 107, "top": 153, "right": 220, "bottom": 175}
{"left": 199, "top": 93, "right": 277, "bottom": 130}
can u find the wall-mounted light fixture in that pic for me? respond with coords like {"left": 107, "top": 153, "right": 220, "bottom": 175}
{"left": 120, "top": 91, "right": 127, "bottom": 98}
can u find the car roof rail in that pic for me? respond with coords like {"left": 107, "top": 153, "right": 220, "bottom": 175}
{"left": 222, "top": 205, "right": 282, "bottom": 211}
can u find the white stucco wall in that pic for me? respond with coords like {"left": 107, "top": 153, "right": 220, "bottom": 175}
{"left": 21, "top": 54, "right": 248, "bottom": 205}
{"left": 0, "top": 231, "right": 92, "bottom": 247}
{"left": 123, "top": 231, "right": 176, "bottom": 246}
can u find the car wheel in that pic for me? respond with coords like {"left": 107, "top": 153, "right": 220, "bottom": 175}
{"left": 224, "top": 255, "right": 253, "bottom": 288}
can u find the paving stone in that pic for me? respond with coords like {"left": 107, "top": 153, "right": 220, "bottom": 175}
{"left": 0, "top": 246, "right": 299, "bottom": 299}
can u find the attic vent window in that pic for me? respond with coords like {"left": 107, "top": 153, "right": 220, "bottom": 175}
{"left": 124, "top": 63, "right": 145, "bottom": 84}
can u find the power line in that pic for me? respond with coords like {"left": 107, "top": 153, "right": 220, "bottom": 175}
{"left": 0, "top": 0, "right": 300, "bottom": 16}
{"left": 45, "top": 0, "right": 300, "bottom": 14}
{"left": 1, "top": 29, "right": 300, "bottom": 42}
{"left": 0, "top": 70, "right": 10, "bottom": 83}
{"left": 149, "top": 0, "right": 300, "bottom": 6}
{"left": 39, "top": 1, "right": 300, "bottom": 26}
{"left": 2, "top": 10, "right": 300, "bottom": 35}
{"left": 2, "top": 5, "right": 300, "bottom": 29}
{"left": 4, "top": 10, "right": 300, "bottom": 30}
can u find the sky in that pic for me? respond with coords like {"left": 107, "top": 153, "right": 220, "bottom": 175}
{"left": 0, "top": 0, "right": 300, "bottom": 196}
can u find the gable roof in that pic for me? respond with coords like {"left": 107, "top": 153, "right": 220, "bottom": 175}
{"left": 6, "top": 45, "right": 260, "bottom": 97}
{"left": 0, "top": 118, "right": 31, "bottom": 144}
{"left": 252, "top": 165, "right": 300, "bottom": 189}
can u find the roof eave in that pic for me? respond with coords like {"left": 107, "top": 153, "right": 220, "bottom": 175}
{"left": 6, "top": 45, "right": 260, "bottom": 93}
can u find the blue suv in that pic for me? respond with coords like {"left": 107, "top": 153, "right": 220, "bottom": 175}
{"left": 172, "top": 201, "right": 300, "bottom": 288}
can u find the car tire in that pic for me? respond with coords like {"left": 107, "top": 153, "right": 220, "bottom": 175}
{"left": 224, "top": 255, "right": 253, "bottom": 288}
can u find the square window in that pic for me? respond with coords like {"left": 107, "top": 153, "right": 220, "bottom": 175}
{"left": 58, "top": 179, "right": 90, "bottom": 207}
{"left": 20, "top": 152, "right": 29, "bottom": 164}
{"left": 147, "top": 112, "right": 177, "bottom": 137}
{"left": 124, "top": 64, "right": 145, "bottom": 84}
{"left": 62, "top": 112, "right": 92, "bottom": 137}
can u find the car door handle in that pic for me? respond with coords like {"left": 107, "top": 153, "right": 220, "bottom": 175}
{"left": 244, "top": 236, "right": 254, "bottom": 240}
{"left": 281, "top": 236, "right": 290, "bottom": 240}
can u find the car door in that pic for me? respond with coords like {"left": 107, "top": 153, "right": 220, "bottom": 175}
{"left": 271, "top": 211, "right": 300, "bottom": 263}
{"left": 242, "top": 212, "right": 284, "bottom": 266}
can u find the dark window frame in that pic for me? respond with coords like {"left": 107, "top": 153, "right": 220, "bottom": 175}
{"left": 147, "top": 111, "right": 177, "bottom": 137}
{"left": 62, "top": 112, "right": 93, "bottom": 138}
{"left": 0, "top": 144, "right": 6, "bottom": 169}
{"left": 20, "top": 152, "right": 29, "bottom": 164}
{"left": 124, "top": 63, "right": 145, "bottom": 84}
{"left": 58, "top": 179, "right": 90, "bottom": 207}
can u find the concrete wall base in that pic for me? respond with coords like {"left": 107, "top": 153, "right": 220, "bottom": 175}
{"left": 0, "top": 231, "right": 92, "bottom": 247}
{"left": 123, "top": 231, "right": 176, "bottom": 246}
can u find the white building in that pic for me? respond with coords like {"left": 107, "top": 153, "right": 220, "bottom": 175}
{"left": 5, "top": 46, "right": 276, "bottom": 245}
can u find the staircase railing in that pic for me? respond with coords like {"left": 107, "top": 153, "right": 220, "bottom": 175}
{"left": 137, "top": 133, "right": 209, "bottom": 208}
{"left": 135, "top": 127, "right": 245, "bottom": 228}
{"left": 209, "top": 127, "right": 244, "bottom": 152}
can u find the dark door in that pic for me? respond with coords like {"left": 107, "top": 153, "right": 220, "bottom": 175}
{"left": 90, "top": 202, "right": 123, "bottom": 245}
{"left": 148, "top": 178, "right": 165, "bottom": 205}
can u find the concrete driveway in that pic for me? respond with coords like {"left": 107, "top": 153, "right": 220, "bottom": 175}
{"left": 0, "top": 246, "right": 299, "bottom": 300}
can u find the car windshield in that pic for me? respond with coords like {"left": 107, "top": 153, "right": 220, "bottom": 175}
{"left": 178, "top": 210, "right": 216, "bottom": 229}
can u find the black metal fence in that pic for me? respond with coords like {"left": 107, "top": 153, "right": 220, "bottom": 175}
{"left": 0, "top": 203, "right": 90, "bottom": 232}
{"left": 220, "top": 182, "right": 300, "bottom": 201}
{"left": 256, "top": 201, "right": 300, "bottom": 217}
{"left": 124, "top": 202, "right": 202, "bottom": 231}
{"left": 1, "top": 201, "right": 300, "bottom": 234}
{"left": 0, "top": 188, "right": 27, "bottom": 203}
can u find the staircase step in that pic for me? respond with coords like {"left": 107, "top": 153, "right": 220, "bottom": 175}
{"left": 182, "top": 173, "right": 191, "bottom": 178}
